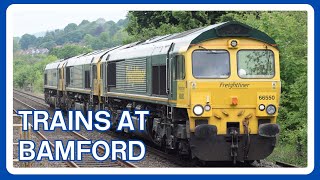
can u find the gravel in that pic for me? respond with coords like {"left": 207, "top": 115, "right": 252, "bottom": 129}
{"left": 13, "top": 100, "right": 66, "bottom": 168}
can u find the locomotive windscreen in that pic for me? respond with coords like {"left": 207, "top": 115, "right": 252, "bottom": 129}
{"left": 192, "top": 50, "right": 230, "bottom": 79}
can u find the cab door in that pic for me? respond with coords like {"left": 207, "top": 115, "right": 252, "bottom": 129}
{"left": 171, "top": 55, "right": 188, "bottom": 107}
{"left": 91, "top": 64, "right": 98, "bottom": 95}
{"left": 166, "top": 43, "right": 174, "bottom": 99}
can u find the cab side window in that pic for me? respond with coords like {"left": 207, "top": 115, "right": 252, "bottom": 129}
{"left": 44, "top": 73, "right": 47, "bottom": 85}
{"left": 175, "top": 55, "right": 185, "bottom": 80}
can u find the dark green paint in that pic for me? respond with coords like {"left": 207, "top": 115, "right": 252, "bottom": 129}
{"left": 191, "top": 21, "right": 277, "bottom": 48}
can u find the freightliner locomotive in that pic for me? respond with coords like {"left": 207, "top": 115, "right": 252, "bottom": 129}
{"left": 44, "top": 21, "right": 281, "bottom": 163}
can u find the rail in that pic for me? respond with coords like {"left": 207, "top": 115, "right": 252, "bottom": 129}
{"left": 275, "top": 161, "right": 297, "bottom": 167}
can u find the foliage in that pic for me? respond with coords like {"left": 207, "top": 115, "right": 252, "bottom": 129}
{"left": 126, "top": 11, "right": 226, "bottom": 41}
{"left": 13, "top": 54, "right": 58, "bottom": 92}
{"left": 64, "top": 23, "right": 78, "bottom": 33}
{"left": 220, "top": 11, "right": 308, "bottom": 166}
{"left": 49, "top": 44, "right": 92, "bottom": 59}
{"left": 19, "top": 34, "right": 37, "bottom": 50}
{"left": 13, "top": 37, "right": 20, "bottom": 52}
{"left": 16, "top": 18, "right": 129, "bottom": 51}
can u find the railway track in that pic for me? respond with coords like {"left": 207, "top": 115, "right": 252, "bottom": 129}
{"left": 13, "top": 89, "right": 48, "bottom": 107}
{"left": 275, "top": 161, "right": 297, "bottom": 167}
{"left": 13, "top": 89, "right": 45, "bottom": 101}
{"left": 13, "top": 95, "right": 137, "bottom": 168}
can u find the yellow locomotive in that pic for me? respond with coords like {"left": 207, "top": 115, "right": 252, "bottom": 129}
{"left": 44, "top": 21, "right": 280, "bottom": 163}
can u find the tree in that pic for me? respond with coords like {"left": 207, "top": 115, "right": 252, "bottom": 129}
{"left": 19, "top": 34, "right": 37, "bottom": 50}
{"left": 112, "top": 29, "right": 130, "bottom": 46}
{"left": 39, "top": 41, "right": 56, "bottom": 50}
{"left": 13, "top": 37, "right": 20, "bottom": 52}
{"left": 79, "top": 20, "right": 90, "bottom": 26}
{"left": 17, "top": 18, "right": 129, "bottom": 50}
{"left": 13, "top": 54, "right": 58, "bottom": 91}
{"left": 49, "top": 44, "right": 92, "bottom": 59}
{"left": 64, "top": 23, "right": 78, "bottom": 33}
{"left": 125, "top": 11, "right": 226, "bottom": 40}
{"left": 99, "top": 31, "right": 111, "bottom": 47}
{"left": 65, "top": 30, "right": 84, "bottom": 43}
{"left": 117, "top": 18, "right": 129, "bottom": 26}
{"left": 104, "top": 21, "right": 119, "bottom": 37}
{"left": 93, "top": 25, "right": 105, "bottom": 36}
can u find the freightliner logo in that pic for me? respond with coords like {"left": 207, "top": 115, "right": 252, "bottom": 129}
{"left": 219, "top": 82, "right": 250, "bottom": 89}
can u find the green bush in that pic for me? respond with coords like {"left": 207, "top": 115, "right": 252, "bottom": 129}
{"left": 13, "top": 54, "right": 58, "bottom": 92}
{"left": 49, "top": 44, "right": 92, "bottom": 59}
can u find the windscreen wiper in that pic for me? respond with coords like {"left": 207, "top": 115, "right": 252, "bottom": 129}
{"left": 198, "top": 46, "right": 226, "bottom": 54}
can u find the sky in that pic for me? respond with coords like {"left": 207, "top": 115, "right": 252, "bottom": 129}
{"left": 12, "top": 9, "right": 128, "bottom": 37}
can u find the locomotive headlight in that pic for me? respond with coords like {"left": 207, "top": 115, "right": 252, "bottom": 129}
{"left": 230, "top": 40, "right": 238, "bottom": 47}
{"left": 193, "top": 105, "right": 204, "bottom": 116}
{"left": 228, "top": 39, "right": 239, "bottom": 49}
{"left": 204, "top": 104, "right": 211, "bottom": 111}
{"left": 266, "top": 104, "right": 276, "bottom": 115}
{"left": 259, "top": 104, "right": 265, "bottom": 111}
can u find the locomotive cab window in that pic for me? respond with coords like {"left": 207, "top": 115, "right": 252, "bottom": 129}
{"left": 237, "top": 50, "right": 275, "bottom": 78}
{"left": 192, "top": 50, "right": 230, "bottom": 78}
{"left": 44, "top": 73, "right": 47, "bottom": 85}
{"left": 174, "top": 55, "right": 185, "bottom": 80}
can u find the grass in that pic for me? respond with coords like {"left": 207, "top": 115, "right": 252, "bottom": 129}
{"left": 266, "top": 141, "right": 307, "bottom": 167}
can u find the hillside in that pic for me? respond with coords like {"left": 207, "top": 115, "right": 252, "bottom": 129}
{"left": 14, "top": 18, "right": 130, "bottom": 52}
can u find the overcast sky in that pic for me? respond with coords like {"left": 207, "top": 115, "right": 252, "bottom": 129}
{"left": 12, "top": 9, "right": 128, "bottom": 37}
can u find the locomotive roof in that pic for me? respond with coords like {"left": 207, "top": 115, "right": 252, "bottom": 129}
{"left": 45, "top": 59, "right": 66, "bottom": 70}
{"left": 102, "top": 21, "right": 277, "bottom": 62}
{"left": 65, "top": 50, "right": 109, "bottom": 67}
{"left": 44, "top": 52, "right": 89, "bottom": 70}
